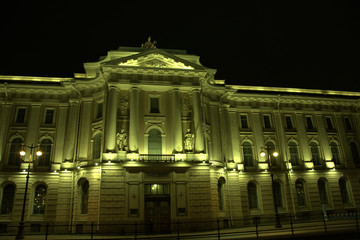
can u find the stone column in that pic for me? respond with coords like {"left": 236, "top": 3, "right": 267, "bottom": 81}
{"left": 252, "top": 111, "right": 265, "bottom": 162}
{"left": 104, "top": 86, "right": 118, "bottom": 152}
{"left": 295, "top": 113, "right": 311, "bottom": 161}
{"left": 316, "top": 114, "right": 332, "bottom": 161}
{"left": 209, "top": 102, "right": 221, "bottom": 162}
{"left": 64, "top": 100, "right": 79, "bottom": 162}
{"left": 171, "top": 89, "right": 183, "bottom": 153}
{"left": 78, "top": 100, "right": 92, "bottom": 160}
{"left": 25, "top": 104, "right": 41, "bottom": 162}
{"left": 0, "top": 103, "right": 12, "bottom": 163}
{"left": 228, "top": 109, "right": 241, "bottom": 163}
{"left": 129, "top": 87, "right": 140, "bottom": 152}
{"left": 192, "top": 90, "right": 205, "bottom": 153}
{"left": 53, "top": 105, "right": 68, "bottom": 163}
{"left": 335, "top": 114, "right": 352, "bottom": 165}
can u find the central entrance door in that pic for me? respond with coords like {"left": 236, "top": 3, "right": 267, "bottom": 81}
{"left": 144, "top": 184, "right": 171, "bottom": 233}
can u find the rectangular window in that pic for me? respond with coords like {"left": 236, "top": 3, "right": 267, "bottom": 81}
{"left": 263, "top": 115, "right": 272, "bottom": 129}
{"left": 344, "top": 117, "right": 353, "bottom": 131}
{"left": 325, "top": 117, "right": 334, "bottom": 130}
{"left": 305, "top": 116, "right": 315, "bottom": 131}
{"left": 240, "top": 115, "right": 249, "bottom": 129}
{"left": 44, "top": 109, "right": 54, "bottom": 124}
{"left": 285, "top": 115, "right": 294, "bottom": 129}
{"left": 150, "top": 97, "right": 160, "bottom": 113}
{"left": 15, "top": 108, "right": 26, "bottom": 123}
{"left": 96, "top": 102, "right": 103, "bottom": 119}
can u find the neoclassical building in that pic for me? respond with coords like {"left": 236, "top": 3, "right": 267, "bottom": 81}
{"left": 1, "top": 41, "right": 360, "bottom": 234}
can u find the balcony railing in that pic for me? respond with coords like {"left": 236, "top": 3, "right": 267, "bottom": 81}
{"left": 139, "top": 154, "right": 175, "bottom": 162}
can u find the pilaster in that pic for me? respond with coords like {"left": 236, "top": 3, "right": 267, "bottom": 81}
{"left": 78, "top": 99, "right": 92, "bottom": 160}
{"left": 64, "top": 100, "right": 79, "bottom": 162}
{"left": 171, "top": 89, "right": 183, "bottom": 153}
{"left": 192, "top": 90, "right": 205, "bottom": 153}
{"left": 209, "top": 102, "right": 221, "bottom": 162}
{"left": 104, "top": 86, "right": 118, "bottom": 152}
{"left": 129, "top": 87, "right": 140, "bottom": 152}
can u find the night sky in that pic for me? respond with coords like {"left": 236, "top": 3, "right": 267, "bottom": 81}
{"left": 1, "top": 1, "right": 359, "bottom": 92}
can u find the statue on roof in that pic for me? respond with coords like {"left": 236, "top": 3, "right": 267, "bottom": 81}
{"left": 141, "top": 36, "right": 157, "bottom": 49}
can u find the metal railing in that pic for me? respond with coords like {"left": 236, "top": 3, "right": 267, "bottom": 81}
{"left": 0, "top": 212, "right": 359, "bottom": 240}
{"left": 139, "top": 154, "right": 175, "bottom": 162}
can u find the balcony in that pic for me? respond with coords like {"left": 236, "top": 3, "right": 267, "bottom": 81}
{"left": 139, "top": 154, "right": 175, "bottom": 162}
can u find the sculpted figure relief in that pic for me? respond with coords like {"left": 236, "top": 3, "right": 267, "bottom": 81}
{"left": 184, "top": 129, "right": 194, "bottom": 152}
{"left": 116, "top": 129, "right": 128, "bottom": 151}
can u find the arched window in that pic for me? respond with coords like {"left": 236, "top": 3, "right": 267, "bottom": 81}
{"left": 318, "top": 178, "right": 329, "bottom": 205}
{"left": 218, "top": 178, "right": 225, "bottom": 210}
{"left": 148, "top": 129, "right": 162, "bottom": 155}
{"left": 247, "top": 182, "right": 258, "bottom": 209}
{"left": 1, "top": 184, "right": 15, "bottom": 214}
{"left": 330, "top": 142, "right": 341, "bottom": 165}
{"left": 273, "top": 181, "right": 283, "bottom": 208}
{"left": 33, "top": 184, "right": 47, "bottom": 214}
{"left": 265, "top": 141, "right": 278, "bottom": 166}
{"left": 295, "top": 179, "right": 307, "bottom": 207}
{"left": 38, "top": 139, "right": 52, "bottom": 167}
{"left": 288, "top": 141, "right": 300, "bottom": 166}
{"left": 349, "top": 142, "right": 360, "bottom": 165}
{"left": 242, "top": 141, "right": 254, "bottom": 167}
{"left": 339, "top": 178, "right": 350, "bottom": 204}
{"left": 310, "top": 142, "right": 321, "bottom": 165}
{"left": 8, "top": 137, "right": 23, "bottom": 166}
{"left": 93, "top": 133, "right": 102, "bottom": 159}
{"left": 80, "top": 180, "right": 89, "bottom": 214}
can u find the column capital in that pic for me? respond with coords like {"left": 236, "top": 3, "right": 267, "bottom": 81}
{"left": 130, "top": 87, "right": 140, "bottom": 93}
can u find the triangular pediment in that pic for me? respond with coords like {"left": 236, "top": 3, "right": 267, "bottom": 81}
{"left": 102, "top": 49, "right": 207, "bottom": 71}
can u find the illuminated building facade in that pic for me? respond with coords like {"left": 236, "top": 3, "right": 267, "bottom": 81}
{"left": 1, "top": 42, "right": 360, "bottom": 233}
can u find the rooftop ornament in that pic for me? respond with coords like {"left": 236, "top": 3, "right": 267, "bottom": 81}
{"left": 141, "top": 36, "right": 157, "bottom": 49}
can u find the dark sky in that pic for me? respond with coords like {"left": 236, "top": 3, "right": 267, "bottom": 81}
{"left": 1, "top": 1, "right": 359, "bottom": 92}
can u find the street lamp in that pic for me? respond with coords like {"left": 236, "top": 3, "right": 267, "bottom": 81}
{"left": 260, "top": 146, "right": 282, "bottom": 228}
{"left": 15, "top": 144, "right": 42, "bottom": 240}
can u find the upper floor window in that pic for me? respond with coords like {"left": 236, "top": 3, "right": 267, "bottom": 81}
{"left": 330, "top": 142, "right": 341, "bottom": 165}
{"left": 15, "top": 108, "right": 26, "bottom": 123}
{"left": 310, "top": 142, "right": 321, "bottom": 165}
{"left": 148, "top": 128, "right": 162, "bottom": 155}
{"left": 285, "top": 115, "right": 294, "bottom": 130}
{"left": 33, "top": 184, "right": 47, "bottom": 214}
{"left": 96, "top": 102, "right": 103, "bottom": 119}
{"left": 344, "top": 117, "right": 353, "bottom": 131}
{"left": 265, "top": 141, "right": 278, "bottom": 166}
{"left": 242, "top": 141, "right": 254, "bottom": 167}
{"left": 288, "top": 141, "right": 300, "bottom": 166}
{"left": 0, "top": 184, "right": 15, "bottom": 214}
{"left": 44, "top": 109, "right": 55, "bottom": 124}
{"left": 240, "top": 115, "right": 249, "bottom": 129}
{"left": 263, "top": 115, "right": 272, "bottom": 129}
{"left": 349, "top": 142, "right": 360, "bottom": 165}
{"left": 92, "top": 133, "right": 102, "bottom": 159}
{"left": 305, "top": 116, "right": 315, "bottom": 131}
{"left": 38, "top": 139, "right": 52, "bottom": 167}
{"left": 325, "top": 116, "right": 335, "bottom": 131}
{"left": 150, "top": 97, "right": 160, "bottom": 114}
{"left": 8, "top": 137, "right": 23, "bottom": 166}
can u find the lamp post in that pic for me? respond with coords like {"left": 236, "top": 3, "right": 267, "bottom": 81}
{"left": 260, "top": 146, "right": 282, "bottom": 228}
{"left": 15, "top": 144, "right": 42, "bottom": 240}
